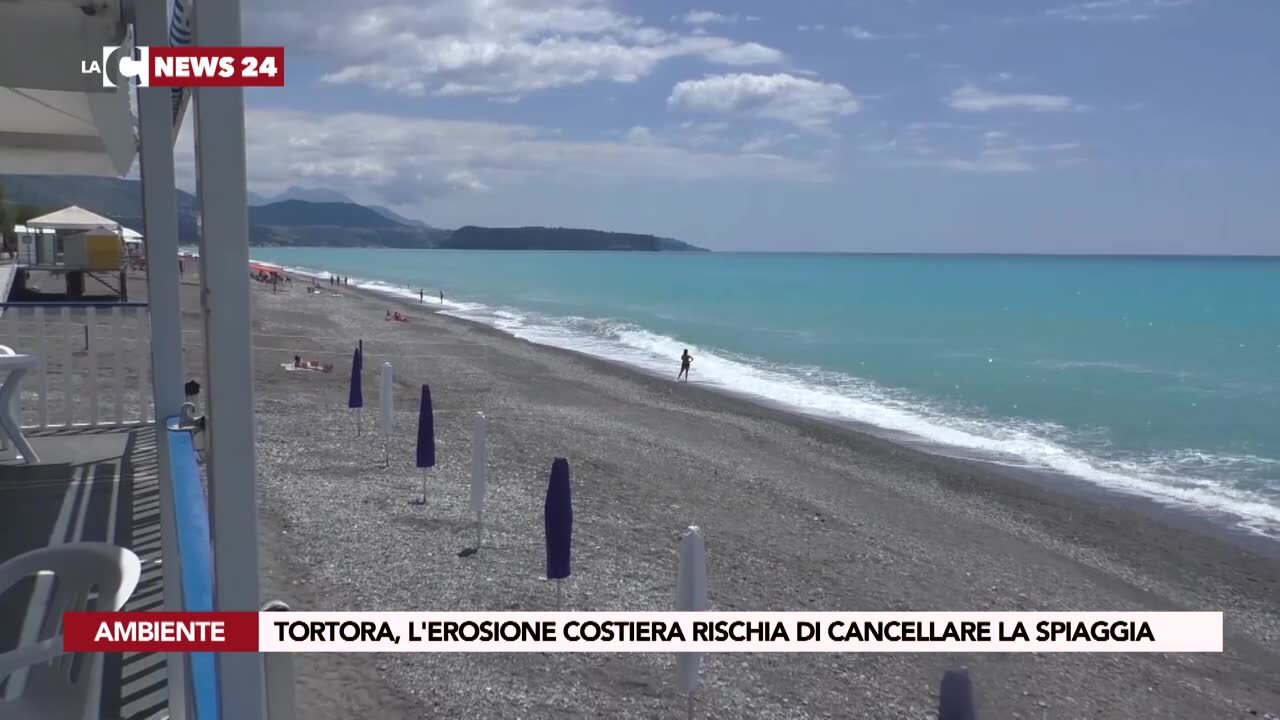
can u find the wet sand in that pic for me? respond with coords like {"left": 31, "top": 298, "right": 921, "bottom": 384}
{"left": 180, "top": 266, "right": 1280, "bottom": 719}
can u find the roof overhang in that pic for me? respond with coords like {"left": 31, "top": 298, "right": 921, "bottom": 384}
{"left": 0, "top": 0, "right": 138, "bottom": 176}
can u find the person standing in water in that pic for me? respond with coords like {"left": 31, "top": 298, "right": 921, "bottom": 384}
{"left": 678, "top": 349, "right": 693, "bottom": 381}
{"left": 439, "top": 289, "right": 444, "bottom": 304}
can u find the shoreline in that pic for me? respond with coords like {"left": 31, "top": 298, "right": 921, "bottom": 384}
{"left": 273, "top": 260, "right": 1280, "bottom": 555}
{"left": 222, "top": 258, "right": 1280, "bottom": 718}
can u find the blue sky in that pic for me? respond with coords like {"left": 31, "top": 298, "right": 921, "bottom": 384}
{"left": 183, "top": 0, "right": 1280, "bottom": 253}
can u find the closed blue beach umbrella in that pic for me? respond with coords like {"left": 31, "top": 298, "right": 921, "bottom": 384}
{"left": 544, "top": 457, "right": 573, "bottom": 607}
{"left": 348, "top": 346, "right": 363, "bottom": 435}
{"left": 938, "top": 668, "right": 977, "bottom": 720}
{"left": 414, "top": 384, "right": 435, "bottom": 504}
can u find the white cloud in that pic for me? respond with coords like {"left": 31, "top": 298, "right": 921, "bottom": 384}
{"left": 173, "top": 108, "right": 828, "bottom": 204}
{"left": 668, "top": 73, "right": 860, "bottom": 130}
{"left": 940, "top": 139, "right": 1084, "bottom": 173}
{"left": 249, "top": 0, "right": 785, "bottom": 97}
{"left": 624, "top": 125, "right": 656, "bottom": 144}
{"left": 680, "top": 10, "right": 738, "bottom": 25}
{"left": 1045, "top": 0, "right": 1193, "bottom": 22}
{"left": 797, "top": 24, "right": 826, "bottom": 32}
{"left": 947, "top": 84, "right": 1083, "bottom": 113}
{"left": 843, "top": 25, "right": 924, "bottom": 40}
{"left": 868, "top": 122, "right": 1084, "bottom": 174}
{"left": 701, "top": 42, "right": 784, "bottom": 65}
{"left": 740, "top": 133, "right": 799, "bottom": 154}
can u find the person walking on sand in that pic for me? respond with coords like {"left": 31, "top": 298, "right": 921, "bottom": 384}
{"left": 678, "top": 349, "right": 693, "bottom": 382}
{"left": 419, "top": 288, "right": 424, "bottom": 303}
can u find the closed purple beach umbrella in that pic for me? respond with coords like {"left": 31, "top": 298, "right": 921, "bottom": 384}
{"left": 348, "top": 347, "right": 363, "bottom": 436}
{"left": 413, "top": 385, "right": 435, "bottom": 504}
{"left": 544, "top": 458, "right": 573, "bottom": 606}
{"left": 348, "top": 347, "right": 363, "bottom": 408}
{"left": 938, "top": 668, "right": 977, "bottom": 720}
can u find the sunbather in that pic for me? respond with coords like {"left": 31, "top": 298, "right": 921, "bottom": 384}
{"left": 291, "top": 355, "right": 333, "bottom": 372}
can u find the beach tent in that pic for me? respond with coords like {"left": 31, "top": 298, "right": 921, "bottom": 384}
{"left": 26, "top": 206, "right": 122, "bottom": 232}
{"left": 0, "top": 0, "right": 138, "bottom": 176}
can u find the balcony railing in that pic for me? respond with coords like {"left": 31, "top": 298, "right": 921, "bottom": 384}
{"left": 0, "top": 302, "right": 154, "bottom": 429}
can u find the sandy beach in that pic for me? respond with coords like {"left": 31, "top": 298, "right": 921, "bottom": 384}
{"left": 176, "top": 265, "right": 1280, "bottom": 719}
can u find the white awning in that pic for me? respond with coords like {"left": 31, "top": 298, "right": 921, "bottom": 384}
{"left": 26, "top": 205, "right": 121, "bottom": 231}
{"left": 0, "top": 0, "right": 137, "bottom": 176}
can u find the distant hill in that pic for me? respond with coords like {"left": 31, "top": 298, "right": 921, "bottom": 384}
{"left": 367, "top": 204, "right": 431, "bottom": 229}
{"left": 444, "top": 226, "right": 707, "bottom": 252}
{"left": 249, "top": 199, "right": 404, "bottom": 228}
{"left": 260, "top": 186, "right": 357, "bottom": 205}
{"left": 1, "top": 175, "right": 706, "bottom": 252}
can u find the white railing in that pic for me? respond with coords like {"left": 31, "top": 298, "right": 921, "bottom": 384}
{"left": 0, "top": 302, "right": 154, "bottom": 429}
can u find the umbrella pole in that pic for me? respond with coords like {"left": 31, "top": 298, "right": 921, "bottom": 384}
{"left": 686, "top": 693, "right": 693, "bottom": 720}
{"left": 421, "top": 469, "right": 428, "bottom": 505}
{"left": 383, "top": 437, "right": 389, "bottom": 468}
{"left": 356, "top": 408, "right": 362, "bottom": 437}
{"left": 555, "top": 579, "right": 562, "bottom": 610}
{"left": 475, "top": 510, "right": 483, "bottom": 549}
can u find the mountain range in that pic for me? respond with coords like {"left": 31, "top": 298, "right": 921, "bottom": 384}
{"left": 0, "top": 175, "right": 706, "bottom": 252}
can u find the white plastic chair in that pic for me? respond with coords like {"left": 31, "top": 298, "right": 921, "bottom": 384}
{"left": 0, "top": 543, "right": 142, "bottom": 720}
{"left": 0, "top": 344, "right": 40, "bottom": 464}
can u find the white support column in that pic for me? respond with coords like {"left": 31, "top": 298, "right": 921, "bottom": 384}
{"left": 133, "top": 0, "right": 189, "bottom": 716}
{"left": 191, "top": 0, "right": 265, "bottom": 715}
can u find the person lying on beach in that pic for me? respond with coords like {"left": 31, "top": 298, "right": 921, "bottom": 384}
{"left": 292, "top": 355, "right": 334, "bottom": 372}
{"left": 678, "top": 349, "right": 693, "bottom": 381}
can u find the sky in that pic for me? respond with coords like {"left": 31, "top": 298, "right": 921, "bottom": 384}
{"left": 170, "top": 0, "right": 1279, "bottom": 253}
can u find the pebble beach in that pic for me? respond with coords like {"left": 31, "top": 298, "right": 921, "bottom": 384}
{"left": 178, "top": 264, "right": 1280, "bottom": 719}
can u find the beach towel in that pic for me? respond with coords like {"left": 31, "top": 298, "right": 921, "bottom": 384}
{"left": 281, "top": 362, "right": 331, "bottom": 373}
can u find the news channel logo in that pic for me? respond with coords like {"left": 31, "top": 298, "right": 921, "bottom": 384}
{"left": 81, "top": 45, "right": 151, "bottom": 87}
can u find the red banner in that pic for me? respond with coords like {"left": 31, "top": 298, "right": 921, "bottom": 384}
{"left": 63, "top": 612, "right": 259, "bottom": 652}
{"left": 148, "top": 47, "right": 284, "bottom": 87}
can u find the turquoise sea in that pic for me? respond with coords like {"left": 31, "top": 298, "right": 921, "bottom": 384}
{"left": 251, "top": 249, "right": 1280, "bottom": 539}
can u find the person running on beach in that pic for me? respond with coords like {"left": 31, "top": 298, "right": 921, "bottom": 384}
{"left": 678, "top": 349, "right": 693, "bottom": 381}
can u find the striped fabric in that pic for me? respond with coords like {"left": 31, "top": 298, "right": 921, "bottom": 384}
{"left": 168, "top": 0, "right": 193, "bottom": 127}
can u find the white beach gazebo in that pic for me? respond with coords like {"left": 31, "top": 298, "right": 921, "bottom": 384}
{"left": 0, "top": 0, "right": 267, "bottom": 717}
{"left": 25, "top": 205, "right": 122, "bottom": 232}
